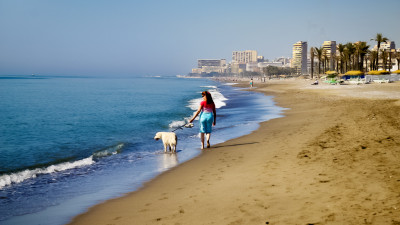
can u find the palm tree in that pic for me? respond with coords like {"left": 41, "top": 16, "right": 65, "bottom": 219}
{"left": 369, "top": 50, "right": 378, "bottom": 71}
{"left": 322, "top": 48, "right": 328, "bottom": 73}
{"left": 354, "top": 43, "right": 360, "bottom": 70}
{"left": 337, "top": 43, "right": 345, "bottom": 73}
{"left": 314, "top": 47, "right": 323, "bottom": 76}
{"left": 345, "top": 42, "right": 355, "bottom": 71}
{"left": 334, "top": 54, "right": 340, "bottom": 73}
{"left": 371, "top": 33, "right": 388, "bottom": 69}
{"left": 355, "top": 41, "right": 370, "bottom": 71}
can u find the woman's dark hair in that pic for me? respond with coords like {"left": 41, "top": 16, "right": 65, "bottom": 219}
{"left": 202, "top": 91, "right": 214, "bottom": 104}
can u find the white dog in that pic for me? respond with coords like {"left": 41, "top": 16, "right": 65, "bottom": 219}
{"left": 154, "top": 132, "right": 178, "bottom": 153}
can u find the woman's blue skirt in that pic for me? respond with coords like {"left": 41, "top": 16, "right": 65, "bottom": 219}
{"left": 199, "top": 112, "right": 213, "bottom": 133}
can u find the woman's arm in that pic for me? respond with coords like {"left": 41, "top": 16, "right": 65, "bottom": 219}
{"left": 189, "top": 105, "right": 202, "bottom": 123}
{"left": 212, "top": 107, "right": 216, "bottom": 126}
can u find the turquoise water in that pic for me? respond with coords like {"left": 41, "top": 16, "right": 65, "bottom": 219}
{"left": 0, "top": 75, "right": 285, "bottom": 225}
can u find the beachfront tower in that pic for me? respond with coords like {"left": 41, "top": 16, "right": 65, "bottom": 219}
{"left": 322, "top": 41, "right": 337, "bottom": 71}
{"left": 292, "top": 41, "right": 308, "bottom": 75}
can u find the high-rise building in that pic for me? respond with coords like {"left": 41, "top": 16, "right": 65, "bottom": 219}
{"left": 322, "top": 41, "right": 336, "bottom": 71}
{"left": 292, "top": 41, "right": 308, "bottom": 75}
{"left": 232, "top": 50, "right": 258, "bottom": 63}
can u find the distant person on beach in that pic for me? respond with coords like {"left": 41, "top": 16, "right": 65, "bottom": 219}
{"left": 189, "top": 91, "right": 216, "bottom": 149}
{"left": 311, "top": 79, "right": 318, "bottom": 85}
{"left": 250, "top": 78, "right": 253, "bottom": 87}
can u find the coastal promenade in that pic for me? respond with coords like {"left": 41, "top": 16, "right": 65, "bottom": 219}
{"left": 69, "top": 79, "right": 400, "bottom": 225}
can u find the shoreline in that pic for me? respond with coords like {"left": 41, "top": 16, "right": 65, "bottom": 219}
{"left": 68, "top": 79, "right": 400, "bottom": 225}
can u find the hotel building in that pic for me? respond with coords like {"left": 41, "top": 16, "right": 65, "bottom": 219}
{"left": 292, "top": 41, "right": 308, "bottom": 75}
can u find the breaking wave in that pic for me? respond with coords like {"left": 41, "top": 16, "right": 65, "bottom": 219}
{"left": 188, "top": 86, "right": 227, "bottom": 110}
{"left": 93, "top": 143, "right": 124, "bottom": 158}
{"left": 0, "top": 157, "right": 94, "bottom": 189}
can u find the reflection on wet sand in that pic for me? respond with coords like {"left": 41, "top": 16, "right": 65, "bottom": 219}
{"left": 157, "top": 153, "right": 179, "bottom": 171}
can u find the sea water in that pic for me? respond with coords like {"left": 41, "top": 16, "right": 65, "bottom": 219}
{"left": 0, "top": 75, "right": 285, "bottom": 225}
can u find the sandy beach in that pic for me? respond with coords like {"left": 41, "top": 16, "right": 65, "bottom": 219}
{"left": 68, "top": 79, "right": 400, "bottom": 225}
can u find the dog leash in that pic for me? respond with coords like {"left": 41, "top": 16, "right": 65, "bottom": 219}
{"left": 171, "top": 123, "right": 194, "bottom": 132}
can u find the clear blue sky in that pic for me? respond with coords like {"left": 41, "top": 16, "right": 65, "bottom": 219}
{"left": 1, "top": 0, "right": 399, "bottom": 76}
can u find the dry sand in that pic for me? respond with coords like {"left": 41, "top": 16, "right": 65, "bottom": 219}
{"left": 68, "top": 80, "right": 400, "bottom": 225}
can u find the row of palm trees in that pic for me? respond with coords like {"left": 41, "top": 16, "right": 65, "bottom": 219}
{"left": 310, "top": 33, "right": 399, "bottom": 78}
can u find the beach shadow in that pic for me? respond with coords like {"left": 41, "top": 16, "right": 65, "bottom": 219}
{"left": 212, "top": 142, "right": 259, "bottom": 149}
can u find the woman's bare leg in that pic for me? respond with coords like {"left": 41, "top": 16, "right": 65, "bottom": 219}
{"left": 206, "top": 133, "right": 211, "bottom": 148}
{"left": 200, "top": 133, "right": 205, "bottom": 149}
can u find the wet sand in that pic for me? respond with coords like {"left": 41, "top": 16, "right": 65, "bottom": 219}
{"left": 68, "top": 79, "right": 400, "bottom": 225}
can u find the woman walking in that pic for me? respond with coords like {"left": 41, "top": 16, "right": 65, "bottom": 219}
{"left": 189, "top": 91, "right": 216, "bottom": 149}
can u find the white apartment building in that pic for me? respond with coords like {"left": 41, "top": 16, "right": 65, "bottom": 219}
{"left": 232, "top": 50, "right": 258, "bottom": 63}
{"left": 292, "top": 41, "right": 308, "bottom": 75}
